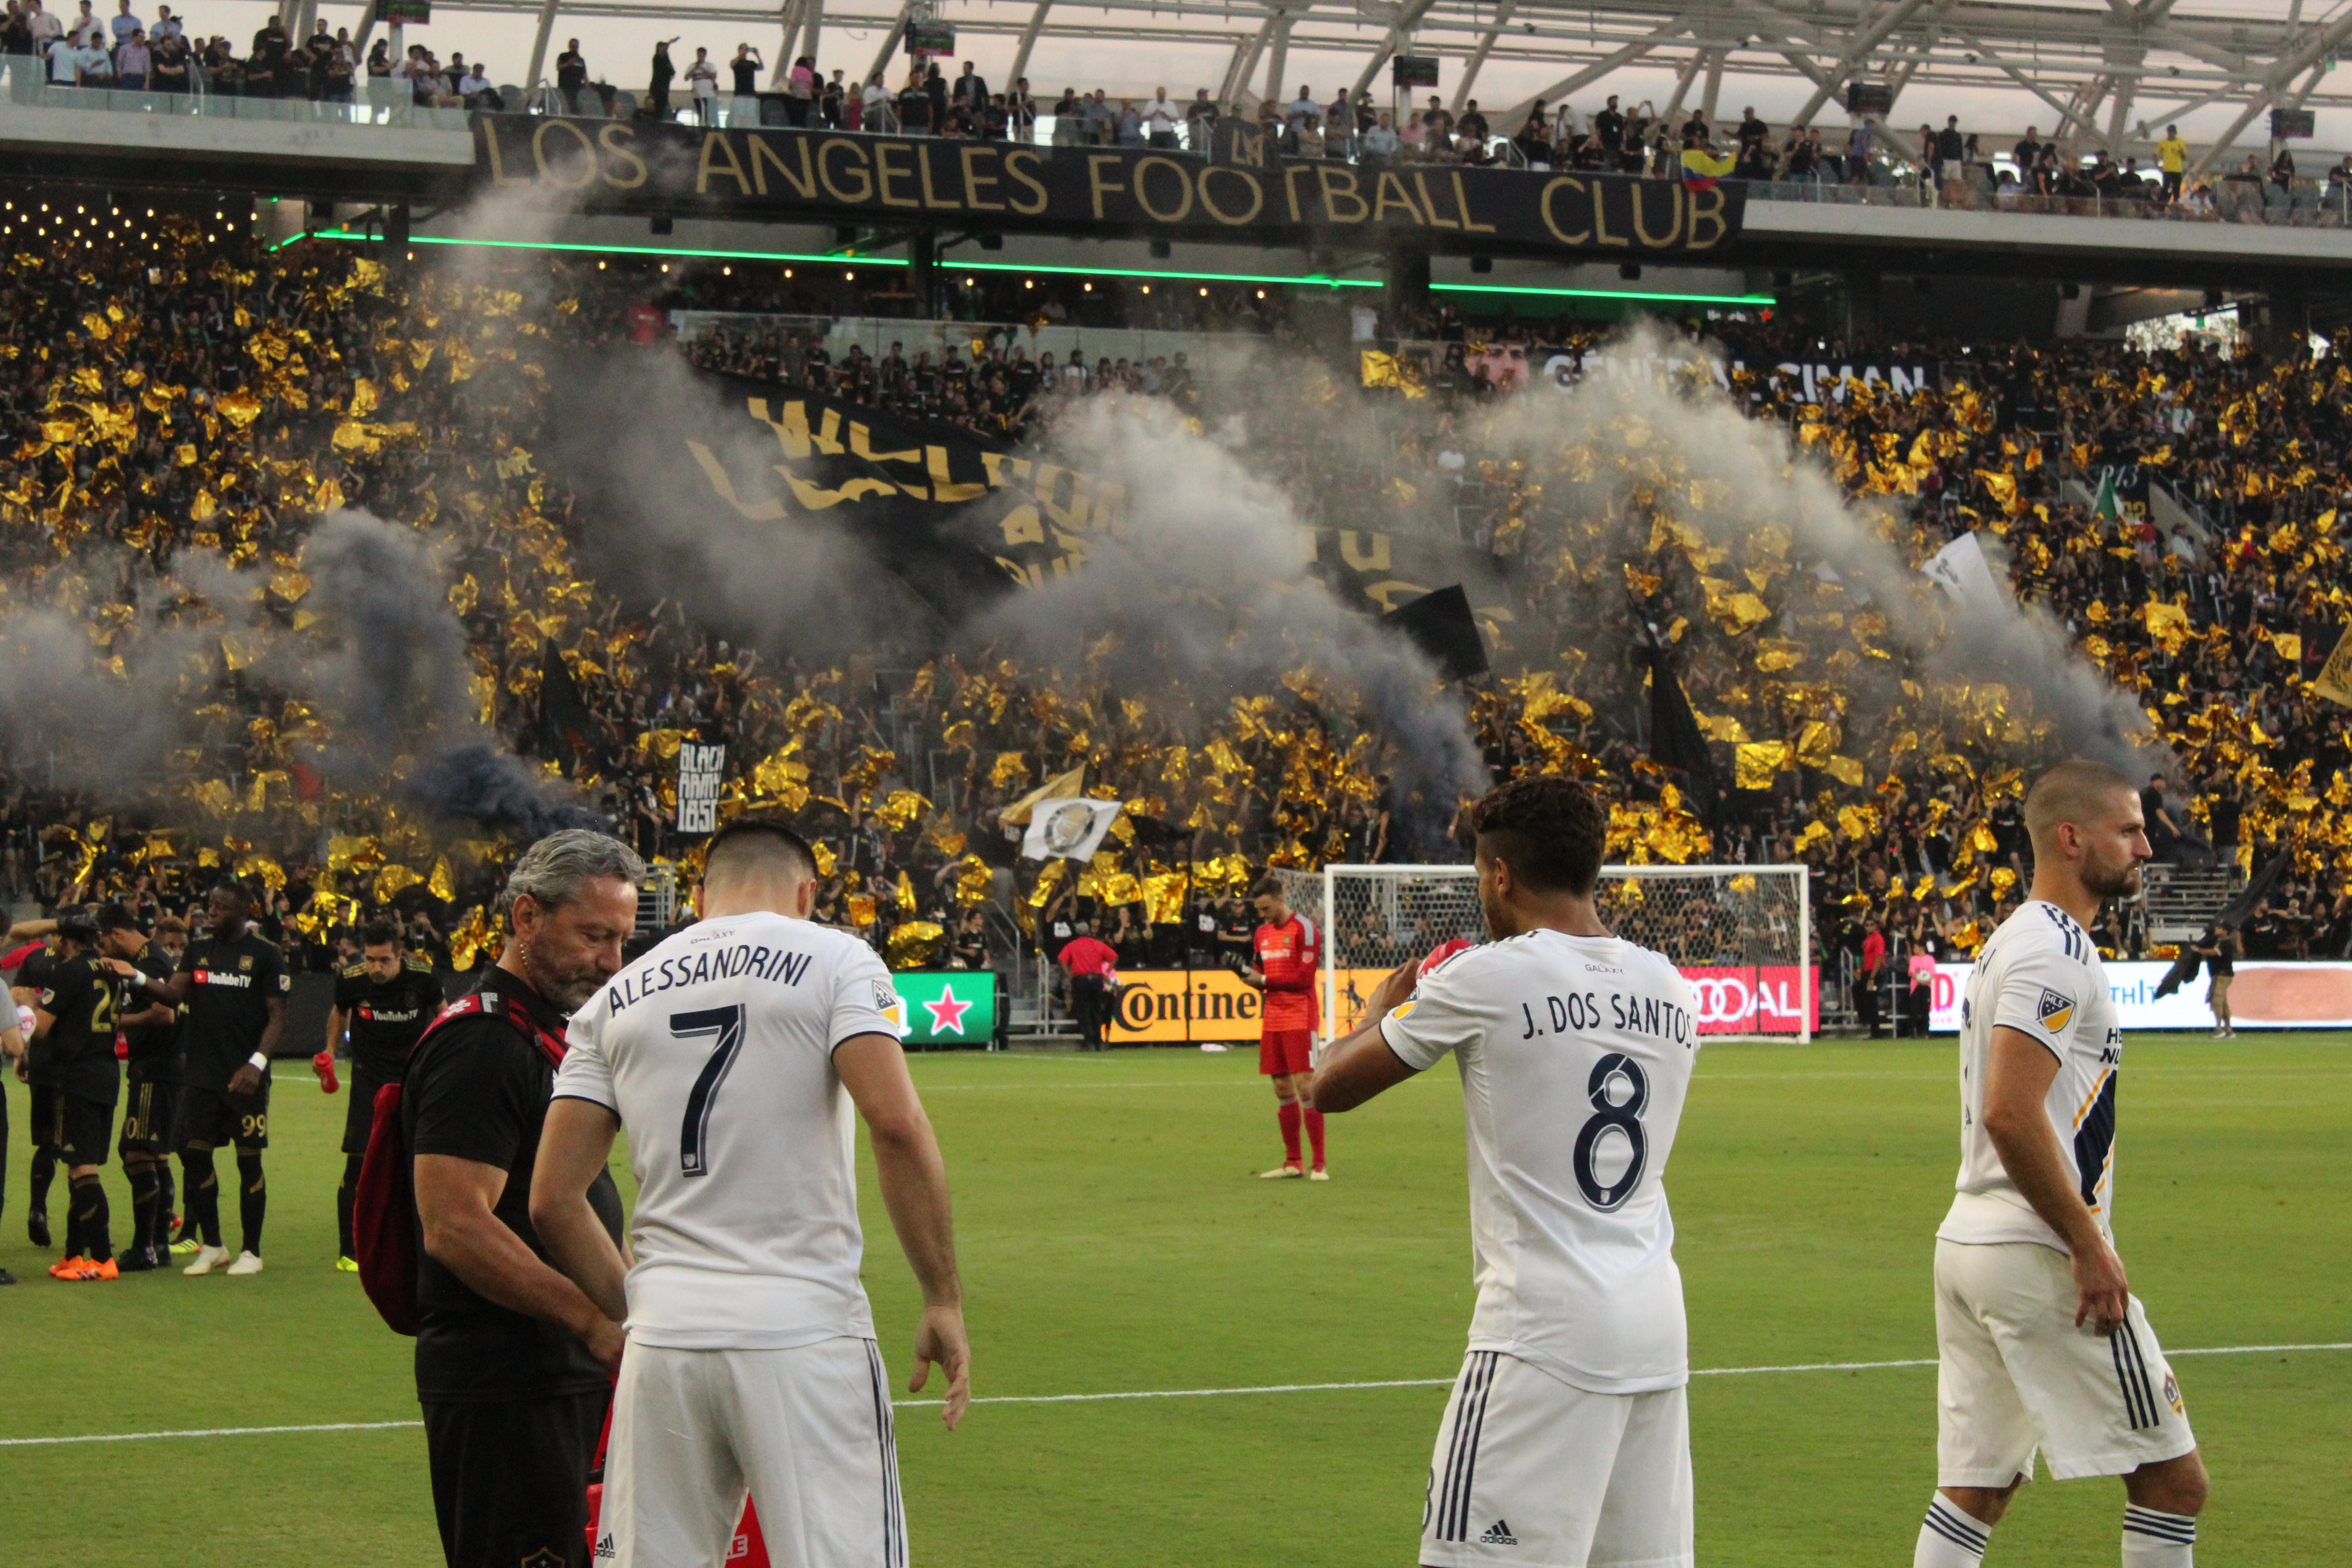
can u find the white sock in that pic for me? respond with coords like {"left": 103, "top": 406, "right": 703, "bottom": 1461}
{"left": 1915, "top": 1494, "right": 1992, "bottom": 1567}
{"left": 2122, "top": 1505, "right": 2195, "bottom": 1565}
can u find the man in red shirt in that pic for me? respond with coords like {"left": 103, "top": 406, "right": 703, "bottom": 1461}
{"left": 1058, "top": 924, "right": 1120, "bottom": 1051}
{"left": 1241, "top": 878, "right": 1326, "bottom": 1179}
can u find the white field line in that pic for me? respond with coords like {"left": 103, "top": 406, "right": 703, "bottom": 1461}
{"left": 8, "top": 1343, "right": 2345, "bottom": 1446}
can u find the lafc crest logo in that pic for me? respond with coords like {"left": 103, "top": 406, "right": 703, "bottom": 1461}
{"left": 2037, "top": 989, "right": 2076, "bottom": 1033}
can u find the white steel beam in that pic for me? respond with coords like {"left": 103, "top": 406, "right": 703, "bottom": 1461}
{"left": 1448, "top": 0, "right": 1515, "bottom": 113}
{"left": 1007, "top": 0, "right": 1053, "bottom": 88}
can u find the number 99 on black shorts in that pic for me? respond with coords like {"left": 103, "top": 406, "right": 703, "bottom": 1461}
{"left": 178, "top": 1079, "right": 271, "bottom": 1149}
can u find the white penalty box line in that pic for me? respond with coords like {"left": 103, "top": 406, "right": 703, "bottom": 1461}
{"left": 7, "top": 1343, "right": 2346, "bottom": 1448}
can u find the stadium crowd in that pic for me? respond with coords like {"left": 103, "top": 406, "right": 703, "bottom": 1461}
{"left": 1, "top": 184, "right": 2347, "bottom": 1054}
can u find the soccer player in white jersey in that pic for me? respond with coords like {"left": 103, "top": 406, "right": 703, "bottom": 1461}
{"left": 531, "top": 817, "right": 970, "bottom": 1568}
{"left": 1914, "top": 760, "right": 2205, "bottom": 1568}
{"left": 1314, "top": 774, "right": 1701, "bottom": 1568}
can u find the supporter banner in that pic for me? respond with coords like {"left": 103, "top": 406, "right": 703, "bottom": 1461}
{"left": 1927, "top": 960, "right": 2352, "bottom": 1031}
{"left": 1328, "top": 965, "right": 1817, "bottom": 1038}
{"left": 475, "top": 118, "right": 1745, "bottom": 258}
{"left": 1537, "top": 352, "right": 1937, "bottom": 399}
{"left": 893, "top": 970, "right": 999, "bottom": 1047}
{"left": 674, "top": 742, "right": 725, "bottom": 833}
{"left": 685, "top": 374, "right": 1516, "bottom": 620}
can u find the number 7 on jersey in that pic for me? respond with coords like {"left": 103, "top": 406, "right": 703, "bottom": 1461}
{"left": 672, "top": 1004, "right": 748, "bottom": 1179}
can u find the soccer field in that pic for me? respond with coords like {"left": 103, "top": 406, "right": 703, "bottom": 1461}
{"left": 1, "top": 1034, "right": 2345, "bottom": 1567}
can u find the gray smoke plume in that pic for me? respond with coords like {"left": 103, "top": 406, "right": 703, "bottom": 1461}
{"left": 1479, "top": 325, "right": 2166, "bottom": 776}
{"left": 974, "top": 394, "right": 1491, "bottom": 831}
{"left": 304, "top": 509, "right": 474, "bottom": 755}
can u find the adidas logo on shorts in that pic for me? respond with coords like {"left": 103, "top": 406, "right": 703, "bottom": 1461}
{"left": 592, "top": 1534, "right": 616, "bottom": 1559}
{"left": 1479, "top": 1520, "right": 1519, "bottom": 1546}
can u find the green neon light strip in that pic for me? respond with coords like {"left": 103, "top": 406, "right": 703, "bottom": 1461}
{"left": 290, "top": 229, "right": 1775, "bottom": 305}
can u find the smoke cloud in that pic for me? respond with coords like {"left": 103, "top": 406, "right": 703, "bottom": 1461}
{"left": 1477, "top": 325, "right": 2166, "bottom": 776}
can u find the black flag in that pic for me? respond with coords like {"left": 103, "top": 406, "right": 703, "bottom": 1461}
{"left": 538, "top": 642, "right": 601, "bottom": 766}
{"left": 1380, "top": 585, "right": 1490, "bottom": 681}
{"left": 2152, "top": 850, "right": 2288, "bottom": 999}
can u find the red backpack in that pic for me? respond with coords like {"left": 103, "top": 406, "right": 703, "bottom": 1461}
{"left": 353, "top": 989, "right": 569, "bottom": 1336}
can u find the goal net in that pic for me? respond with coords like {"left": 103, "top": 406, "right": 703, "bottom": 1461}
{"left": 1308, "top": 864, "right": 1814, "bottom": 1043}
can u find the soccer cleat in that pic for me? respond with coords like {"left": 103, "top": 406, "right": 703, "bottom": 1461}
{"left": 182, "top": 1244, "right": 232, "bottom": 1276}
{"left": 1258, "top": 1163, "right": 1306, "bottom": 1180}
{"left": 49, "top": 1255, "right": 92, "bottom": 1279}
{"left": 0, "top": 1269, "right": 16, "bottom": 1286}
{"left": 335, "top": 1255, "right": 360, "bottom": 1273}
{"left": 62, "top": 1258, "right": 120, "bottom": 1282}
{"left": 170, "top": 1235, "right": 201, "bottom": 1255}
{"left": 115, "top": 1246, "right": 166, "bottom": 1274}
{"left": 225, "top": 1251, "right": 265, "bottom": 1276}
{"left": 27, "top": 1212, "right": 49, "bottom": 1250}
{"left": 1309, "top": 1166, "right": 1330, "bottom": 1181}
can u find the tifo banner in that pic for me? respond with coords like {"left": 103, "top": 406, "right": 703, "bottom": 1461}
{"left": 1929, "top": 960, "right": 2352, "bottom": 1031}
{"left": 685, "top": 375, "right": 1517, "bottom": 621}
{"left": 674, "top": 742, "right": 725, "bottom": 833}
{"left": 475, "top": 118, "right": 1745, "bottom": 259}
{"left": 893, "top": 970, "right": 999, "bottom": 1047}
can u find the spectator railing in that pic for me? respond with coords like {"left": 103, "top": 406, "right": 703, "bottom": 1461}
{"left": 9, "top": 59, "right": 2346, "bottom": 230}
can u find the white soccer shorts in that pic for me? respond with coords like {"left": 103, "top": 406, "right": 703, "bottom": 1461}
{"left": 1934, "top": 1239, "right": 2197, "bottom": 1486}
{"left": 601, "top": 1336, "right": 906, "bottom": 1568}
{"left": 1420, "top": 1351, "right": 1695, "bottom": 1568}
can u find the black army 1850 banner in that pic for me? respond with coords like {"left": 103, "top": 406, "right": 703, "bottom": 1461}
{"left": 474, "top": 117, "right": 1744, "bottom": 259}
{"left": 673, "top": 371, "right": 1514, "bottom": 623}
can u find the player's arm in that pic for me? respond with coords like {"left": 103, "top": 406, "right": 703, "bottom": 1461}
{"left": 1309, "top": 958, "right": 1422, "bottom": 1113}
{"left": 113, "top": 959, "right": 193, "bottom": 1007}
{"left": 1980, "top": 1024, "right": 2129, "bottom": 1335}
{"left": 416, "top": 1152, "right": 624, "bottom": 1371}
{"left": 528, "top": 1097, "right": 630, "bottom": 1323}
{"left": 325, "top": 1004, "right": 348, "bottom": 1057}
{"left": 227, "top": 995, "right": 284, "bottom": 1096}
{"left": 836, "top": 1032, "right": 971, "bottom": 1430}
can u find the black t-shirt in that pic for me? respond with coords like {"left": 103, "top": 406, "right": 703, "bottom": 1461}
{"left": 122, "top": 941, "right": 179, "bottom": 1065}
{"left": 334, "top": 956, "right": 446, "bottom": 1082}
{"left": 731, "top": 59, "right": 757, "bottom": 95}
{"left": 39, "top": 951, "right": 121, "bottom": 1105}
{"left": 404, "top": 970, "right": 622, "bottom": 1405}
{"left": 176, "top": 931, "right": 288, "bottom": 1090}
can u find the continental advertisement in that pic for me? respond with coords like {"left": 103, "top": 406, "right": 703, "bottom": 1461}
{"left": 1111, "top": 963, "right": 1818, "bottom": 1044}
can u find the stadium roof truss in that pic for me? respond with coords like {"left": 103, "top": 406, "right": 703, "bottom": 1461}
{"left": 410, "top": 0, "right": 2352, "bottom": 175}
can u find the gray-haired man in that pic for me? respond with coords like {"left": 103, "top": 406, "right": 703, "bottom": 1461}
{"left": 404, "top": 828, "right": 643, "bottom": 1568}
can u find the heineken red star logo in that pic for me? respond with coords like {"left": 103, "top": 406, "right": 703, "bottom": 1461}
{"left": 924, "top": 991, "right": 973, "bottom": 1035}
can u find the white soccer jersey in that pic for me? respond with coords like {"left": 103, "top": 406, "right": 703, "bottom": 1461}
{"left": 555, "top": 911, "right": 906, "bottom": 1350}
{"left": 1938, "top": 899, "right": 2123, "bottom": 1254}
{"left": 1380, "top": 929, "right": 1700, "bottom": 1395}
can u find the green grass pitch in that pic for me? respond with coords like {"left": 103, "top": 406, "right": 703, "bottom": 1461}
{"left": 0, "top": 1033, "right": 2345, "bottom": 1567}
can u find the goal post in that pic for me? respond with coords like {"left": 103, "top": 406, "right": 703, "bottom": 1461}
{"left": 1306, "top": 863, "right": 1814, "bottom": 1044}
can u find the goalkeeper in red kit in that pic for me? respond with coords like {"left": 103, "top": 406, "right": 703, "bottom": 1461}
{"left": 1241, "top": 878, "right": 1327, "bottom": 1180}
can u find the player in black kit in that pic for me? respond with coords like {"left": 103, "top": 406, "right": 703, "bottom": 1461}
{"left": 115, "top": 883, "right": 287, "bottom": 1277}
{"left": 27, "top": 910, "right": 124, "bottom": 1279}
{"left": 328, "top": 916, "right": 445, "bottom": 1269}
{"left": 99, "top": 904, "right": 184, "bottom": 1271}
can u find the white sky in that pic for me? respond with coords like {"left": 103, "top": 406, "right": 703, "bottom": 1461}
{"left": 161, "top": 0, "right": 2350, "bottom": 160}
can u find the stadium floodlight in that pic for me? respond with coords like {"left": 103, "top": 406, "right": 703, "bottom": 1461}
{"left": 1286, "top": 863, "right": 1813, "bottom": 1045}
